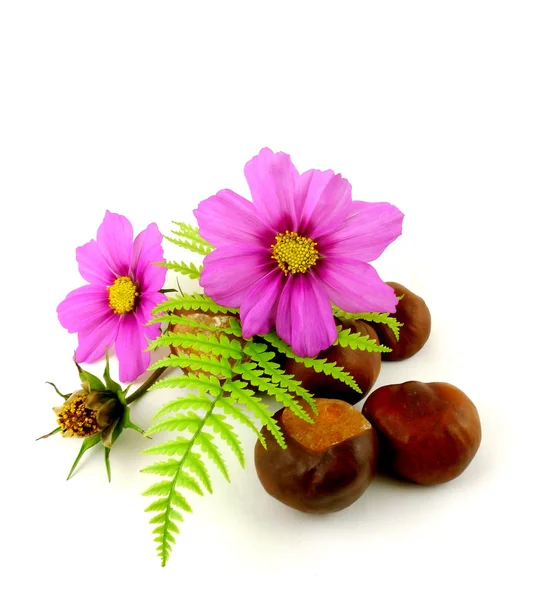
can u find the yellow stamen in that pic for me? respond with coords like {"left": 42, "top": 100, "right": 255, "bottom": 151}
{"left": 55, "top": 392, "right": 101, "bottom": 438}
{"left": 108, "top": 276, "right": 139, "bottom": 314}
{"left": 271, "top": 231, "right": 319, "bottom": 275}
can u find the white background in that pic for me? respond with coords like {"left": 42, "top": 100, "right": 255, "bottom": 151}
{"left": 1, "top": 1, "right": 537, "bottom": 598}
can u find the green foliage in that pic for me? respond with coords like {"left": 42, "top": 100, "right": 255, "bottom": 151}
{"left": 153, "top": 292, "right": 238, "bottom": 316}
{"left": 143, "top": 222, "right": 405, "bottom": 565}
{"left": 261, "top": 331, "right": 363, "bottom": 394}
{"left": 143, "top": 293, "right": 316, "bottom": 565}
{"left": 165, "top": 222, "right": 213, "bottom": 256}
{"left": 332, "top": 307, "right": 402, "bottom": 340}
{"left": 156, "top": 260, "right": 203, "bottom": 280}
{"left": 333, "top": 325, "right": 392, "bottom": 353}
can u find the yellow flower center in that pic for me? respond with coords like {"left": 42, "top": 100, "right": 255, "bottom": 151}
{"left": 55, "top": 392, "right": 101, "bottom": 438}
{"left": 271, "top": 231, "right": 319, "bottom": 275}
{"left": 108, "top": 276, "right": 139, "bottom": 314}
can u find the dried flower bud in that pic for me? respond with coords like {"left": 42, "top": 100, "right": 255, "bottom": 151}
{"left": 54, "top": 391, "right": 101, "bottom": 438}
{"left": 42, "top": 355, "right": 146, "bottom": 481}
{"left": 54, "top": 391, "right": 123, "bottom": 438}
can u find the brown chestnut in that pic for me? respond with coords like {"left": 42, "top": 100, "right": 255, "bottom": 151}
{"left": 370, "top": 282, "right": 431, "bottom": 361}
{"left": 362, "top": 381, "right": 481, "bottom": 485}
{"left": 255, "top": 399, "right": 378, "bottom": 513}
{"left": 284, "top": 319, "right": 381, "bottom": 404}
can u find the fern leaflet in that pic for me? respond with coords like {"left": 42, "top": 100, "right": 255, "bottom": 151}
{"left": 332, "top": 307, "right": 402, "bottom": 340}
{"left": 222, "top": 379, "right": 286, "bottom": 448}
{"left": 147, "top": 331, "right": 243, "bottom": 359}
{"left": 233, "top": 362, "right": 313, "bottom": 423}
{"left": 156, "top": 260, "right": 203, "bottom": 280}
{"left": 242, "top": 341, "right": 317, "bottom": 412}
{"left": 153, "top": 292, "right": 238, "bottom": 316}
{"left": 143, "top": 388, "right": 233, "bottom": 567}
{"left": 334, "top": 326, "right": 391, "bottom": 353}
{"left": 262, "top": 331, "right": 362, "bottom": 394}
{"left": 150, "top": 353, "right": 234, "bottom": 379}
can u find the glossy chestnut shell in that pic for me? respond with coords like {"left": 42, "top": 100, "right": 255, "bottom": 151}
{"left": 371, "top": 282, "right": 431, "bottom": 361}
{"left": 284, "top": 319, "right": 381, "bottom": 404}
{"left": 255, "top": 399, "right": 378, "bottom": 513}
{"left": 362, "top": 381, "right": 481, "bottom": 485}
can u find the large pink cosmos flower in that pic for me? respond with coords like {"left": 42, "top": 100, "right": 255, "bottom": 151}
{"left": 195, "top": 148, "right": 404, "bottom": 357}
{"left": 57, "top": 211, "right": 166, "bottom": 382}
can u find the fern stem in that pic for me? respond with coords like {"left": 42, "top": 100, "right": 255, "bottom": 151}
{"left": 158, "top": 390, "right": 222, "bottom": 566}
{"left": 126, "top": 367, "right": 168, "bottom": 405}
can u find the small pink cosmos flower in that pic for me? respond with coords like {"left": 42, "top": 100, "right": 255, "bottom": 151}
{"left": 57, "top": 211, "right": 166, "bottom": 382}
{"left": 194, "top": 148, "right": 404, "bottom": 358}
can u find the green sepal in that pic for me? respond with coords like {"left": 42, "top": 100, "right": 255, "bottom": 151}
{"left": 36, "top": 426, "right": 61, "bottom": 441}
{"left": 100, "top": 418, "right": 121, "bottom": 449}
{"left": 104, "top": 447, "right": 112, "bottom": 482}
{"left": 67, "top": 433, "right": 101, "bottom": 480}
{"left": 122, "top": 406, "right": 145, "bottom": 435}
{"left": 102, "top": 422, "right": 123, "bottom": 481}
{"left": 102, "top": 348, "right": 122, "bottom": 394}
{"left": 74, "top": 356, "right": 106, "bottom": 392}
{"left": 117, "top": 385, "right": 130, "bottom": 405}
{"left": 45, "top": 381, "right": 70, "bottom": 400}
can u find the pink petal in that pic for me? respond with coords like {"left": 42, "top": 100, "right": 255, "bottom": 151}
{"left": 115, "top": 313, "right": 150, "bottom": 382}
{"left": 244, "top": 148, "right": 299, "bottom": 232}
{"left": 76, "top": 240, "right": 115, "bottom": 286}
{"left": 200, "top": 244, "right": 274, "bottom": 307}
{"left": 276, "top": 273, "right": 337, "bottom": 357}
{"left": 317, "top": 256, "right": 398, "bottom": 313}
{"left": 96, "top": 211, "right": 134, "bottom": 277}
{"left": 136, "top": 291, "right": 166, "bottom": 340}
{"left": 317, "top": 201, "right": 404, "bottom": 262}
{"left": 239, "top": 268, "right": 284, "bottom": 338}
{"left": 194, "top": 189, "right": 273, "bottom": 247}
{"left": 293, "top": 169, "right": 335, "bottom": 234}
{"left": 130, "top": 222, "right": 166, "bottom": 291}
{"left": 75, "top": 311, "right": 121, "bottom": 364}
{"left": 302, "top": 173, "right": 353, "bottom": 239}
{"left": 57, "top": 285, "right": 111, "bottom": 333}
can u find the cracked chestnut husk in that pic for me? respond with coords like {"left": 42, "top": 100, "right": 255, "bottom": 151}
{"left": 284, "top": 319, "right": 381, "bottom": 404}
{"left": 362, "top": 381, "right": 481, "bottom": 485}
{"left": 255, "top": 399, "right": 378, "bottom": 513}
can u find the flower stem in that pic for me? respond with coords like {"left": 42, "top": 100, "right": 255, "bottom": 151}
{"left": 126, "top": 367, "right": 168, "bottom": 405}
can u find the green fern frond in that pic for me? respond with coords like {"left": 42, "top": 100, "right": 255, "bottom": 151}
{"left": 262, "top": 331, "right": 362, "bottom": 394}
{"left": 233, "top": 362, "right": 313, "bottom": 423}
{"left": 222, "top": 379, "right": 286, "bottom": 449}
{"left": 142, "top": 437, "right": 191, "bottom": 457}
{"left": 150, "top": 353, "right": 234, "bottom": 379}
{"left": 332, "top": 307, "right": 402, "bottom": 340}
{"left": 171, "top": 222, "right": 213, "bottom": 252}
{"left": 156, "top": 260, "right": 203, "bottom": 280}
{"left": 195, "top": 431, "right": 230, "bottom": 481}
{"left": 184, "top": 453, "right": 212, "bottom": 493}
{"left": 148, "top": 314, "right": 241, "bottom": 338}
{"left": 242, "top": 341, "right": 317, "bottom": 412}
{"left": 164, "top": 235, "right": 211, "bottom": 257}
{"left": 147, "top": 331, "right": 243, "bottom": 359}
{"left": 152, "top": 395, "right": 215, "bottom": 421}
{"left": 206, "top": 413, "right": 245, "bottom": 467}
{"left": 146, "top": 412, "right": 203, "bottom": 436}
{"left": 153, "top": 293, "right": 238, "bottom": 316}
{"left": 215, "top": 396, "right": 267, "bottom": 448}
{"left": 149, "top": 372, "right": 223, "bottom": 396}
{"left": 165, "top": 222, "right": 213, "bottom": 256}
{"left": 334, "top": 326, "right": 391, "bottom": 353}
{"left": 143, "top": 392, "right": 232, "bottom": 566}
